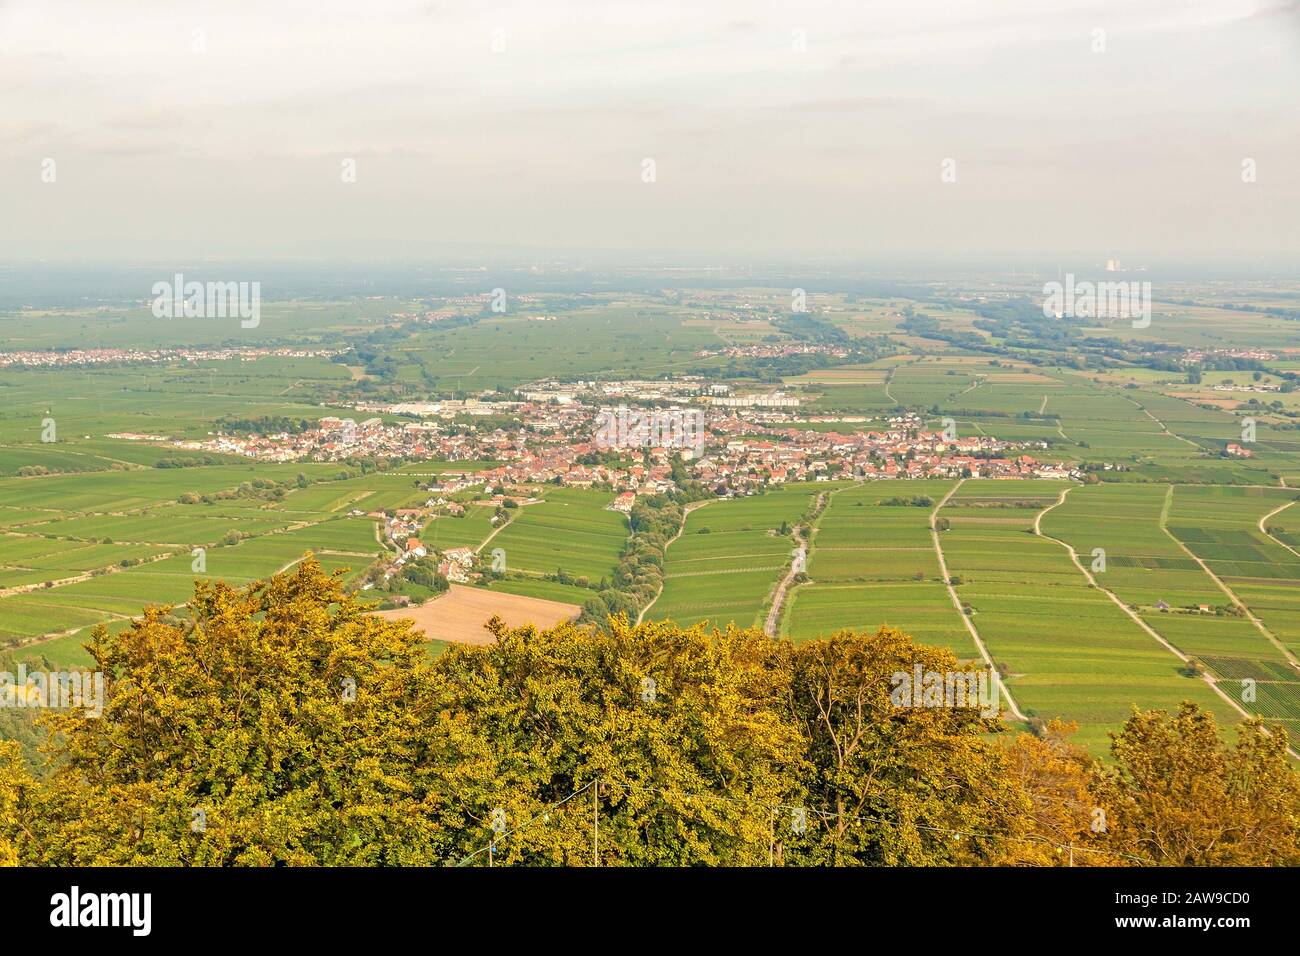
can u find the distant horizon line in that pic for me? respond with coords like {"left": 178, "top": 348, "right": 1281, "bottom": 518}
{"left": 2, "top": 257, "right": 1299, "bottom": 283}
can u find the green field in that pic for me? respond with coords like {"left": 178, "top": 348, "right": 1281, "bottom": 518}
{"left": 650, "top": 485, "right": 815, "bottom": 629}
{"left": 939, "top": 480, "right": 1240, "bottom": 753}
{"left": 7, "top": 287, "right": 1300, "bottom": 759}
{"left": 1166, "top": 485, "right": 1300, "bottom": 660}
{"left": 784, "top": 479, "right": 977, "bottom": 657}
{"left": 0, "top": 463, "right": 384, "bottom": 658}
{"left": 486, "top": 487, "right": 629, "bottom": 583}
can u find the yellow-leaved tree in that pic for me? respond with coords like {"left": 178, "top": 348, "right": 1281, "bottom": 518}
{"left": 1, "top": 558, "right": 1296, "bottom": 866}
{"left": 1088, "top": 703, "right": 1300, "bottom": 866}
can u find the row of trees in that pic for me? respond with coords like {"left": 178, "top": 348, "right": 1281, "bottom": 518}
{"left": 1, "top": 558, "right": 1295, "bottom": 866}
{"left": 577, "top": 495, "right": 685, "bottom": 624}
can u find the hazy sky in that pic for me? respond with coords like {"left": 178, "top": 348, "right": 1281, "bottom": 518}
{"left": 2, "top": 0, "right": 1298, "bottom": 269}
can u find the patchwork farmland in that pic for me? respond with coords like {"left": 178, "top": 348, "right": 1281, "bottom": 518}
{"left": 783, "top": 479, "right": 977, "bottom": 657}
{"left": 649, "top": 485, "right": 815, "bottom": 629}
{"left": 5, "top": 291, "right": 1300, "bottom": 762}
{"left": 486, "top": 487, "right": 629, "bottom": 583}
{"left": 1166, "top": 485, "right": 1300, "bottom": 660}
{"left": 0, "top": 462, "right": 381, "bottom": 654}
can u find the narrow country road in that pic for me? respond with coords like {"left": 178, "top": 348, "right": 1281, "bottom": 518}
{"left": 764, "top": 493, "right": 825, "bottom": 637}
{"left": 930, "top": 479, "right": 1028, "bottom": 722}
{"left": 1158, "top": 487, "right": 1299, "bottom": 668}
{"left": 1035, "top": 484, "right": 1299, "bottom": 761}
{"left": 1259, "top": 499, "right": 1300, "bottom": 561}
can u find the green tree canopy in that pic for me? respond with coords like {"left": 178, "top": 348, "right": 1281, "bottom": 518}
{"left": 1, "top": 560, "right": 1295, "bottom": 867}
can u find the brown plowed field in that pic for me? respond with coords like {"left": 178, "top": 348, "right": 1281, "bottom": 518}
{"left": 374, "top": 583, "right": 579, "bottom": 646}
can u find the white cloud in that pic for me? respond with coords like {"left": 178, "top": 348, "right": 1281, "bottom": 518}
{"left": 1, "top": 0, "right": 1297, "bottom": 264}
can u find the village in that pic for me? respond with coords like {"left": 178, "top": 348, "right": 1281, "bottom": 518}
{"left": 158, "top": 378, "right": 1079, "bottom": 500}
{"left": 0, "top": 346, "right": 343, "bottom": 368}
{"left": 133, "top": 377, "right": 1082, "bottom": 600}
